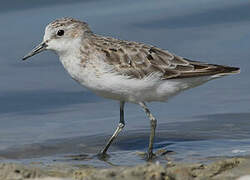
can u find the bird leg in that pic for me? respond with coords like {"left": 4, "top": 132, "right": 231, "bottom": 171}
{"left": 99, "top": 101, "right": 125, "bottom": 157}
{"left": 139, "top": 102, "right": 157, "bottom": 160}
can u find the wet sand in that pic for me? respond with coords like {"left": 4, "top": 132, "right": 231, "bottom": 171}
{"left": 1, "top": 1, "right": 249, "bottom": 179}
{"left": 1, "top": 156, "right": 250, "bottom": 180}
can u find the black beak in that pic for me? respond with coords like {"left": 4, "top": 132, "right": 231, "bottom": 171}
{"left": 22, "top": 42, "right": 48, "bottom": 61}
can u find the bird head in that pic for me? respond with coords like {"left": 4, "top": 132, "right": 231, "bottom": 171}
{"left": 22, "top": 17, "right": 92, "bottom": 60}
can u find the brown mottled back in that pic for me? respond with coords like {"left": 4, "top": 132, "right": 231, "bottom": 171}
{"left": 85, "top": 35, "right": 239, "bottom": 80}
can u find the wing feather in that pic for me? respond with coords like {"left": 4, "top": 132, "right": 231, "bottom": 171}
{"left": 91, "top": 36, "right": 239, "bottom": 79}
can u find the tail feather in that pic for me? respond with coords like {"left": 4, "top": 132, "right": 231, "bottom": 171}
{"left": 210, "top": 65, "right": 240, "bottom": 78}
{"left": 182, "top": 58, "right": 240, "bottom": 78}
{"left": 218, "top": 66, "right": 240, "bottom": 74}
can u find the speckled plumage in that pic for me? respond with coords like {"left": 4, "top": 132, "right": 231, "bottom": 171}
{"left": 36, "top": 17, "right": 239, "bottom": 103}
{"left": 84, "top": 34, "right": 239, "bottom": 80}
{"left": 23, "top": 17, "right": 240, "bottom": 159}
{"left": 47, "top": 18, "right": 238, "bottom": 81}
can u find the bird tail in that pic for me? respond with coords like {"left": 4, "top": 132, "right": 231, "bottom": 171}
{"left": 183, "top": 58, "right": 240, "bottom": 78}
{"left": 210, "top": 65, "right": 240, "bottom": 78}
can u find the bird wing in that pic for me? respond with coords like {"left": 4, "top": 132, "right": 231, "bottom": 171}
{"left": 94, "top": 37, "right": 239, "bottom": 80}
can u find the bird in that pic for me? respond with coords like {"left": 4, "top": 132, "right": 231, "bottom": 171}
{"left": 22, "top": 17, "right": 240, "bottom": 160}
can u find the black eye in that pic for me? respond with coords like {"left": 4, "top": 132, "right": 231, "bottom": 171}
{"left": 57, "top": 30, "right": 64, "bottom": 36}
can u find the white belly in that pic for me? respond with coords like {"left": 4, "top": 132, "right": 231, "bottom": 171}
{"left": 76, "top": 68, "right": 211, "bottom": 103}
{"left": 60, "top": 55, "right": 212, "bottom": 103}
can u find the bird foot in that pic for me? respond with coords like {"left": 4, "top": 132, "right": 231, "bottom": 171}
{"left": 136, "top": 149, "right": 175, "bottom": 161}
{"left": 64, "top": 153, "right": 92, "bottom": 161}
{"left": 146, "top": 152, "right": 157, "bottom": 161}
{"left": 97, "top": 152, "right": 110, "bottom": 161}
{"left": 135, "top": 151, "right": 156, "bottom": 161}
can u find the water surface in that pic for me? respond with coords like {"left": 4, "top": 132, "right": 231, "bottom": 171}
{"left": 0, "top": 0, "right": 250, "bottom": 167}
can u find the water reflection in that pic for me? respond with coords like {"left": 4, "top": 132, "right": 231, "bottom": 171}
{"left": 0, "top": 0, "right": 249, "bottom": 166}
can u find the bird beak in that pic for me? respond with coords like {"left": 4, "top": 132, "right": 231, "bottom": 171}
{"left": 22, "top": 41, "right": 48, "bottom": 61}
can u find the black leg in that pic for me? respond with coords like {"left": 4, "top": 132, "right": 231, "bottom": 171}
{"left": 99, "top": 101, "right": 125, "bottom": 156}
{"left": 139, "top": 102, "right": 157, "bottom": 160}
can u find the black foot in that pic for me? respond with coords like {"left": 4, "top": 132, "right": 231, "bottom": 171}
{"left": 146, "top": 152, "right": 156, "bottom": 161}
{"left": 136, "top": 149, "right": 174, "bottom": 161}
{"left": 135, "top": 151, "right": 156, "bottom": 161}
{"left": 97, "top": 152, "right": 110, "bottom": 161}
{"left": 155, "top": 149, "right": 176, "bottom": 156}
{"left": 64, "top": 153, "right": 92, "bottom": 161}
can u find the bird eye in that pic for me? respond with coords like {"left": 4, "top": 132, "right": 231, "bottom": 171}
{"left": 57, "top": 30, "right": 64, "bottom": 36}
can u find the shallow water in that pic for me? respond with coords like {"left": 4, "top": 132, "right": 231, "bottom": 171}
{"left": 0, "top": 0, "right": 250, "bottom": 167}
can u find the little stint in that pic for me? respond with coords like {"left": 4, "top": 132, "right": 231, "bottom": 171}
{"left": 23, "top": 17, "right": 240, "bottom": 160}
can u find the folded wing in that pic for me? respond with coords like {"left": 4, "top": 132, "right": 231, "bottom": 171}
{"left": 96, "top": 37, "right": 239, "bottom": 80}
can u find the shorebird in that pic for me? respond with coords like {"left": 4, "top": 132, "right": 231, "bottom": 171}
{"left": 23, "top": 17, "right": 240, "bottom": 160}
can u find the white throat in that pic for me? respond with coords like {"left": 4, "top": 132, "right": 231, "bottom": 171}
{"left": 56, "top": 38, "right": 84, "bottom": 82}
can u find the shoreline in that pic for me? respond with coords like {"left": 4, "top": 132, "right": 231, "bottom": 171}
{"left": 1, "top": 156, "right": 250, "bottom": 180}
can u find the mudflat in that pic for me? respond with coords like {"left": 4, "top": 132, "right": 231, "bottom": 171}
{"left": 1, "top": 156, "right": 250, "bottom": 180}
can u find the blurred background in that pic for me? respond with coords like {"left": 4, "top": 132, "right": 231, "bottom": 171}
{"left": 0, "top": 0, "right": 249, "bottom": 166}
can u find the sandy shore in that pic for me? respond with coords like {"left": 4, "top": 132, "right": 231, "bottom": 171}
{"left": 1, "top": 156, "right": 250, "bottom": 180}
